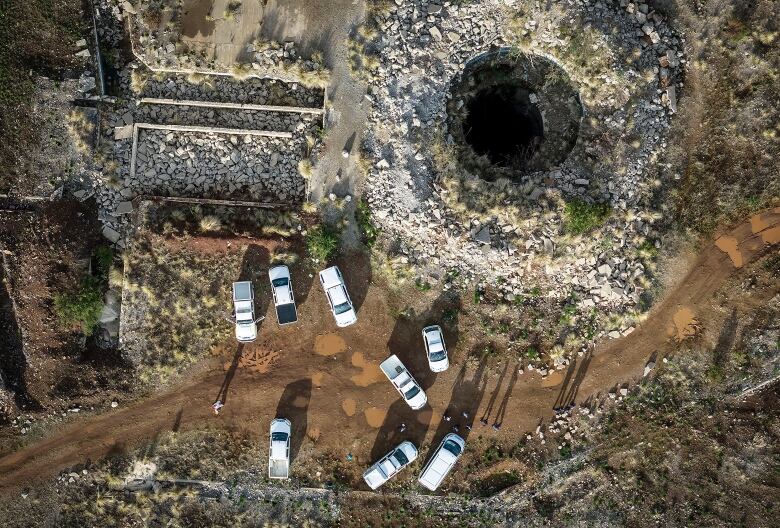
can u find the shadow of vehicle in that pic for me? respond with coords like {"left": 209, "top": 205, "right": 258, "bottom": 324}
{"left": 333, "top": 249, "right": 372, "bottom": 313}
{"left": 386, "top": 291, "right": 462, "bottom": 391}
{"left": 422, "top": 357, "right": 489, "bottom": 463}
{"left": 237, "top": 243, "right": 272, "bottom": 326}
{"left": 274, "top": 378, "right": 312, "bottom": 464}
{"left": 369, "top": 399, "right": 432, "bottom": 462}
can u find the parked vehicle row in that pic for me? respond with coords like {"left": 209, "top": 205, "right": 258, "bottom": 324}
{"left": 267, "top": 417, "right": 465, "bottom": 492}
{"left": 231, "top": 265, "right": 359, "bottom": 342}
{"left": 363, "top": 433, "right": 466, "bottom": 491}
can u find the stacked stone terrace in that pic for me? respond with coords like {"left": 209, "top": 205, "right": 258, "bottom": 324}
{"left": 101, "top": 72, "right": 324, "bottom": 245}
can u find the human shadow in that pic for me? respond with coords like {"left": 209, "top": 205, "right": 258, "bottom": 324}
{"left": 480, "top": 361, "right": 509, "bottom": 424}
{"left": 237, "top": 243, "right": 272, "bottom": 323}
{"left": 422, "top": 357, "right": 489, "bottom": 464}
{"left": 554, "top": 350, "right": 594, "bottom": 410}
{"left": 274, "top": 378, "right": 312, "bottom": 463}
{"left": 214, "top": 344, "right": 244, "bottom": 406}
{"left": 492, "top": 366, "right": 519, "bottom": 428}
{"left": 333, "top": 249, "right": 372, "bottom": 313}
{"left": 386, "top": 291, "right": 462, "bottom": 392}
{"left": 369, "top": 398, "right": 432, "bottom": 462}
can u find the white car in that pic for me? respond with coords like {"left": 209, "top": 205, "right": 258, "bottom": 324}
{"left": 422, "top": 325, "right": 449, "bottom": 372}
{"left": 268, "top": 265, "right": 298, "bottom": 325}
{"left": 232, "top": 281, "right": 258, "bottom": 342}
{"left": 268, "top": 418, "right": 291, "bottom": 479}
{"left": 379, "top": 355, "right": 428, "bottom": 410}
{"left": 418, "top": 433, "right": 465, "bottom": 491}
{"left": 363, "top": 441, "right": 418, "bottom": 490}
{"left": 318, "top": 266, "right": 357, "bottom": 327}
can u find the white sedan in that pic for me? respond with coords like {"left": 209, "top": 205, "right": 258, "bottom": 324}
{"left": 422, "top": 325, "right": 449, "bottom": 372}
{"left": 318, "top": 266, "right": 357, "bottom": 327}
{"left": 363, "top": 441, "right": 418, "bottom": 490}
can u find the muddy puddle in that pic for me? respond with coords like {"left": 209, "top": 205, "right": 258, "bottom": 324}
{"left": 541, "top": 370, "right": 565, "bottom": 387}
{"left": 341, "top": 398, "right": 357, "bottom": 417}
{"left": 350, "top": 352, "right": 384, "bottom": 387}
{"left": 364, "top": 407, "right": 387, "bottom": 428}
{"left": 311, "top": 372, "right": 324, "bottom": 387}
{"left": 669, "top": 307, "right": 698, "bottom": 341}
{"left": 307, "top": 426, "right": 321, "bottom": 441}
{"left": 314, "top": 333, "right": 347, "bottom": 356}
{"left": 715, "top": 236, "right": 743, "bottom": 268}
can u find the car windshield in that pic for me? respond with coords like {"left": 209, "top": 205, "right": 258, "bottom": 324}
{"left": 429, "top": 350, "right": 447, "bottom": 361}
{"left": 271, "top": 432, "right": 288, "bottom": 442}
{"left": 442, "top": 439, "right": 462, "bottom": 457}
{"left": 404, "top": 385, "right": 420, "bottom": 400}
{"left": 393, "top": 449, "right": 409, "bottom": 466}
{"left": 334, "top": 302, "right": 352, "bottom": 315}
{"left": 272, "top": 278, "right": 288, "bottom": 287}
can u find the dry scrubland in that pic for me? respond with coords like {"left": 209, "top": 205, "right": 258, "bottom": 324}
{"left": 664, "top": 0, "right": 780, "bottom": 234}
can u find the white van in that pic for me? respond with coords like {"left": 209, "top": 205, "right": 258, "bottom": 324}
{"left": 418, "top": 433, "right": 465, "bottom": 491}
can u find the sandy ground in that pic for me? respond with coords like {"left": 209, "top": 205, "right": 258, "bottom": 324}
{"left": 0, "top": 208, "right": 778, "bottom": 490}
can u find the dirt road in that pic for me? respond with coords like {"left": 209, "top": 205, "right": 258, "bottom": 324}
{"left": 0, "top": 208, "right": 778, "bottom": 490}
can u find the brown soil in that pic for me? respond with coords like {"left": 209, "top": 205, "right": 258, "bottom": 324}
{"left": 0, "top": 209, "right": 778, "bottom": 491}
{"left": 0, "top": 199, "right": 131, "bottom": 430}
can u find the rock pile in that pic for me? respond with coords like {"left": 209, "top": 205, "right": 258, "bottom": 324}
{"left": 360, "top": 0, "right": 684, "bottom": 334}
{"left": 134, "top": 103, "right": 317, "bottom": 133}
{"left": 138, "top": 73, "right": 325, "bottom": 108}
{"left": 133, "top": 130, "right": 306, "bottom": 202}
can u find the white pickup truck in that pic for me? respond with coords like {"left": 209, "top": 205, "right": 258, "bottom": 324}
{"left": 379, "top": 355, "right": 427, "bottom": 410}
{"left": 268, "top": 265, "right": 297, "bottom": 325}
{"left": 268, "top": 418, "right": 291, "bottom": 479}
{"left": 418, "top": 433, "right": 465, "bottom": 491}
{"left": 363, "top": 441, "right": 418, "bottom": 490}
{"left": 232, "top": 281, "right": 258, "bottom": 342}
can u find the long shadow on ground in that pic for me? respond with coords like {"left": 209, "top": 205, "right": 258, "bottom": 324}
{"left": 274, "top": 378, "right": 312, "bottom": 464}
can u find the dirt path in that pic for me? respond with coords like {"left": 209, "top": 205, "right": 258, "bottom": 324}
{"left": 0, "top": 208, "right": 778, "bottom": 490}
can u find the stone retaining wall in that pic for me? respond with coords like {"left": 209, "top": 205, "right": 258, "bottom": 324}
{"left": 132, "top": 129, "right": 306, "bottom": 202}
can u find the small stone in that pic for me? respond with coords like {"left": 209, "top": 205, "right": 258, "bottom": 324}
{"left": 111, "top": 401, "right": 118, "bottom": 408}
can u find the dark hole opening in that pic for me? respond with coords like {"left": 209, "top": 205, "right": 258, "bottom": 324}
{"left": 463, "top": 84, "right": 544, "bottom": 167}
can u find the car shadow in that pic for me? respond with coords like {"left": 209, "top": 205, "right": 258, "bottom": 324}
{"left": 422, "top": 357, "right": 489, "bottom": 464}
{"left": 237, "top": 243, "right": 272, "bottom": 326}
{"left": 387, "top": 291, "right": 462, "bottom": 391}
{"left": 369, "top": 399, "right": 432, "bottom": 462}
{"left": 274, "top": 378, "right": 312, "bottom": 464}
{"left": 333, "top": 249, "right": 372, "bottom": 313}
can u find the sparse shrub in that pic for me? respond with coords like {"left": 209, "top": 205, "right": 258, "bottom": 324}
{"left": 563, "top": 199, "right": 611, "bottom": 235}
{"left": 414, "top": 278, "right": 431, "bottom": 292}
{"left": 298, "top": 159, "right": 313, "bottom": 180}
{"left": 306, "top": 225, "right": 340, "bottom": 262}
{"left": 356, "top": 199, "right": 378, "bottom": 248}
{"left": 54, "top": 276, "right": 103, "bottom": 333}
{"left": 199, "top": 215, "right": 222, "bottom": 232}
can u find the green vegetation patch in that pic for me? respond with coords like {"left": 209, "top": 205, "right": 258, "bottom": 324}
{"left": 306, "top": 224, "right": 341, "bottom": 262}
{"left": 563, "top": 199, "right": 611, "bottom": 235}
{"left": 355, "top": 199, "right": 379, "bottom": 248}
{"left": 53, "top": 246, "right": 113, "bottom": 334}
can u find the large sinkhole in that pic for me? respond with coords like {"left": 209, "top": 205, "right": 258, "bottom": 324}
{"left": 448, "top": 50, "right": 583, "bottom": 180}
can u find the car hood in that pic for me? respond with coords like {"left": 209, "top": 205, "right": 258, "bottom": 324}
{"left": 235, "top": 321, "right": 256, "bottom": 341}
{"left": 334, "top": 308, "right": 357, "bottom": 327}
{"left": 407, "top": 389, "right": 427, "bottom": 410}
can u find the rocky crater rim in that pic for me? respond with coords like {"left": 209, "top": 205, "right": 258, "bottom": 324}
{"left": 447, "top": 49, "right": 583, "bottom": 181}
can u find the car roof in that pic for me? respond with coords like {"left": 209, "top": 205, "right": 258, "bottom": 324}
{"left": 328, "top": 284, "right": 349, "bottom": 306}
{"left": 268, "top": 265, "right": 290, "bottom": 281}
{"left": 319, "top": 266, "right": 342, "bottom": 288}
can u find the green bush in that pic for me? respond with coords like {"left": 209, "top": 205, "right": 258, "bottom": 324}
{"left": 306, "top": 225, "right": 340, "bottom": 262}
{"left": 54, "top": 276, "right": 103, "bottom": 333}
{"left": 356, "top": 199, "right": 378, "bottom": 248}
{"left": 564, "top": 199, "right": 611, "bottom": 235}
